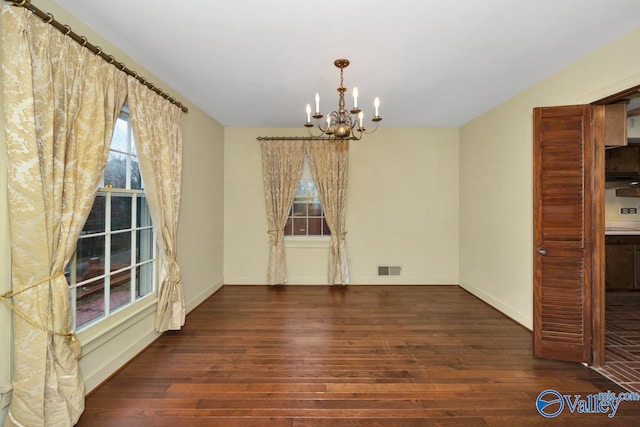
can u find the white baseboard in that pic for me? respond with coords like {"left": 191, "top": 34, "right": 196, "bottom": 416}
{"left": 186, "top": 280, "right": 223, "bottom": 313}
{"left": 350, "top": 277, "right": 458, "bottom": 285}
{"left": 224, "top": 276, "right": 266, "bottom": 285}
{"left": 459, "top": 280, "right": 532, "bottom": 330}
{"left": 80, "top": 307, "right": 159, "bottom": 392}
{"left": 225, "top": 277, "right": 459, "bottom": 285}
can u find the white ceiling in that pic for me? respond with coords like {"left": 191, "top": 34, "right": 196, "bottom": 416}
{"left": 51, "top": 0, "right": 640, "bottom": 128}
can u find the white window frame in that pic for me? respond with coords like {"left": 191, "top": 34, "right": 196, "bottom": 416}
{"left": 284, "top": 154, "right": 331, "bottom": 244}
{"left": 68, "top": 109, "right": 158, "bottom": 334}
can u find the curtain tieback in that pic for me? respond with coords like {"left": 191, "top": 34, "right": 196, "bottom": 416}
{"left": 166, "top": 257, "right": 181, "bottom": 281}
{"left": 0, "top": 272, "right": 81, "bottom": 358}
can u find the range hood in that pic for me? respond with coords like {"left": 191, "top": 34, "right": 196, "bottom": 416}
{"left": 605, "top": 175, "right": 640, "bottom": 189}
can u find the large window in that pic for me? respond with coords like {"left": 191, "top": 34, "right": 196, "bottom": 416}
{"left": 66, "top": 110, "right": 156, "bottom": 331}
{"left": 284, "top": 155, "right": 330, "bottom": 237}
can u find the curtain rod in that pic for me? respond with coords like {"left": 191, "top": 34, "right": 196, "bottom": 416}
{"left": 5, "top": 0, "right": 189, "bottom": 113}
{"left": 256, "top": 136, "right": 350, "bottom": 141}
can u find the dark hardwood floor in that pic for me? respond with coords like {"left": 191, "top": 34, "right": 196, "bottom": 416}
{"left": 77, "top": 285, "right": 640, "bottom": 426}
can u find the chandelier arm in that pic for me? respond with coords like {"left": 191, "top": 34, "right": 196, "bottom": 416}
{"left": 316, "top": 117, "right": 329, "bottom": 134}
{"left": 350, "top": 128, "right": 363, "bottom": 141}
{"left": 359, "top": 119, "right": 381, "bottom": 135}
{"left": 306, "top": 126, "right": 325, "bottom": 138}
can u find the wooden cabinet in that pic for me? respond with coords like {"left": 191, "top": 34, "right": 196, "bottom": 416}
{"left": 601, "top": 103, "right": 628, "bottom": 147}
{"left": 615, "top": 186, "right": 640, "bottom": 197}
{"left": 605, "top": 145, "right": 640, "bottom": 174}
{"left": 605, "top": 235, "right": 640, "bottom": 291}
{"left": 605, "top": 242, "right": 636, "bottom": 290}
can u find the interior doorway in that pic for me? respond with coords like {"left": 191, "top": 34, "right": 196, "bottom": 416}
{"left": 533, "top": 84, "right": 640, "bottom": 373}
{"left": 594, "top": 86, "right": 640, "bottom": 392}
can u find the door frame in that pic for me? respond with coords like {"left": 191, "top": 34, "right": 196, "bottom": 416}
{"left": 590, "top": 103, "right": 606, "bottom": 367}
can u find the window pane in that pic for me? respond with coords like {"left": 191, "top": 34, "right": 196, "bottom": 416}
{"left": 293, "top": 202, "right": 307, "bottom": 216}
{"left": 111, "top": 231, "right": 132, "bottom": 268}
{"left": 110, "top": 267, "right": 132, "bottom": 312}
{"left": 322, "top": 218, "right": 331, "bottom": 236}
{"left": 300, "top": 155, "right": 313, "bottom": 181}
{"left": 137, "top": 229, "right": 154, "bottom": 263}
{"left": 293, "top": 218, "right": 307, "bottom": 236}
{"left": 295, "top": 180, "right": 318, "bottom": 197}
{"left": 308, "top": 218, "right": 322, "bottom": 235}
{"left": 137, "top": 195, "right": 151, "bottom": 228}
{"left": 76, "top": 237, "right": 105, "bottom": 281}
{"left": 82, "top": 194, "right": 106, "bottom": 235}
{"left": 131, "top": 155, "right": 142, "bottom": 190}
{"left": 75, "top": 277, "right": 105, "bottom": 328}
{"left": 137, "top": 262, "right": 154, "bottom": 297}
{"left": 308, "top": 202, "right": 322, "bottom": 216}
{"left": 111, "top": 117, "right": 129, "bottom": 152}
{"left": 111, "top": 194, "right": 132, "bottom": 231}
{"left": 104, "top": 151, "right": 128, "bottom": 188}
{"left": 284, "top": 218, "right": 292, "bottom": 236}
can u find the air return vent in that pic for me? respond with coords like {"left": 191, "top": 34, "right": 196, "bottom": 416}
{"left": 378, "top": 266, "right": 401, "bottom": 276}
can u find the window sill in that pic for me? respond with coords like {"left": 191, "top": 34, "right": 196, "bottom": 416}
{"left": 285, "top": 236, "right": 331, "bottom": 248}
{"left": 77, "top": 295, "right": 158, "bottom": 357}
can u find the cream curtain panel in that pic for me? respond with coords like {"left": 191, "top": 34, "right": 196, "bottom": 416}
{"left": 127, "top": 76, "right": 185, "bottom": 333}
{"left": 0, "top": 6, "right": 127, "bottom": 426}
{"left": 260, "top": 140, "right": 305, "bottom": 285}
{"left": 306, "top": 140, "right": 350, "bottom": 285}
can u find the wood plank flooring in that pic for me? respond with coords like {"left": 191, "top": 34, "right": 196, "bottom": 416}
{"left": 593, "top": 292, "right": 640, "bottom": 393}
{"left": 77, "top": 285, "right": 640, "bottom": 426}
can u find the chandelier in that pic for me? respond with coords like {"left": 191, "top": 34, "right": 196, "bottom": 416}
{"left": 304, "top": 59, "right": 381, "bottom": 140}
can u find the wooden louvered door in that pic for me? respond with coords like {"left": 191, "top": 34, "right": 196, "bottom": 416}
{"left": 533, "top": 104, "right": 604, "bottom": 364}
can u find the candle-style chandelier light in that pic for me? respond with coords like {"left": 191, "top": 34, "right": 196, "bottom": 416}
{"left": 304, "top": 59, "right": 381, "bottom": 140}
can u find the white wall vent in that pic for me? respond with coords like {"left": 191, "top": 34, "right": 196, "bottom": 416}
{"left": 378, "top": 266, "right": 401, "bottom": 276}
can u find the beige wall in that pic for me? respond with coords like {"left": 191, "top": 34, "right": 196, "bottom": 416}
{"left": 224, "top": 127, "right": 460, "bottom": 285}
{"left": 0, "top": 1, "right": 224, "bottom": 422}
{"left": 178, "top": 106, "right": 225, "bottom": 307}
{"left": 459, "top": 27, "right": 640, "bottom": 329}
